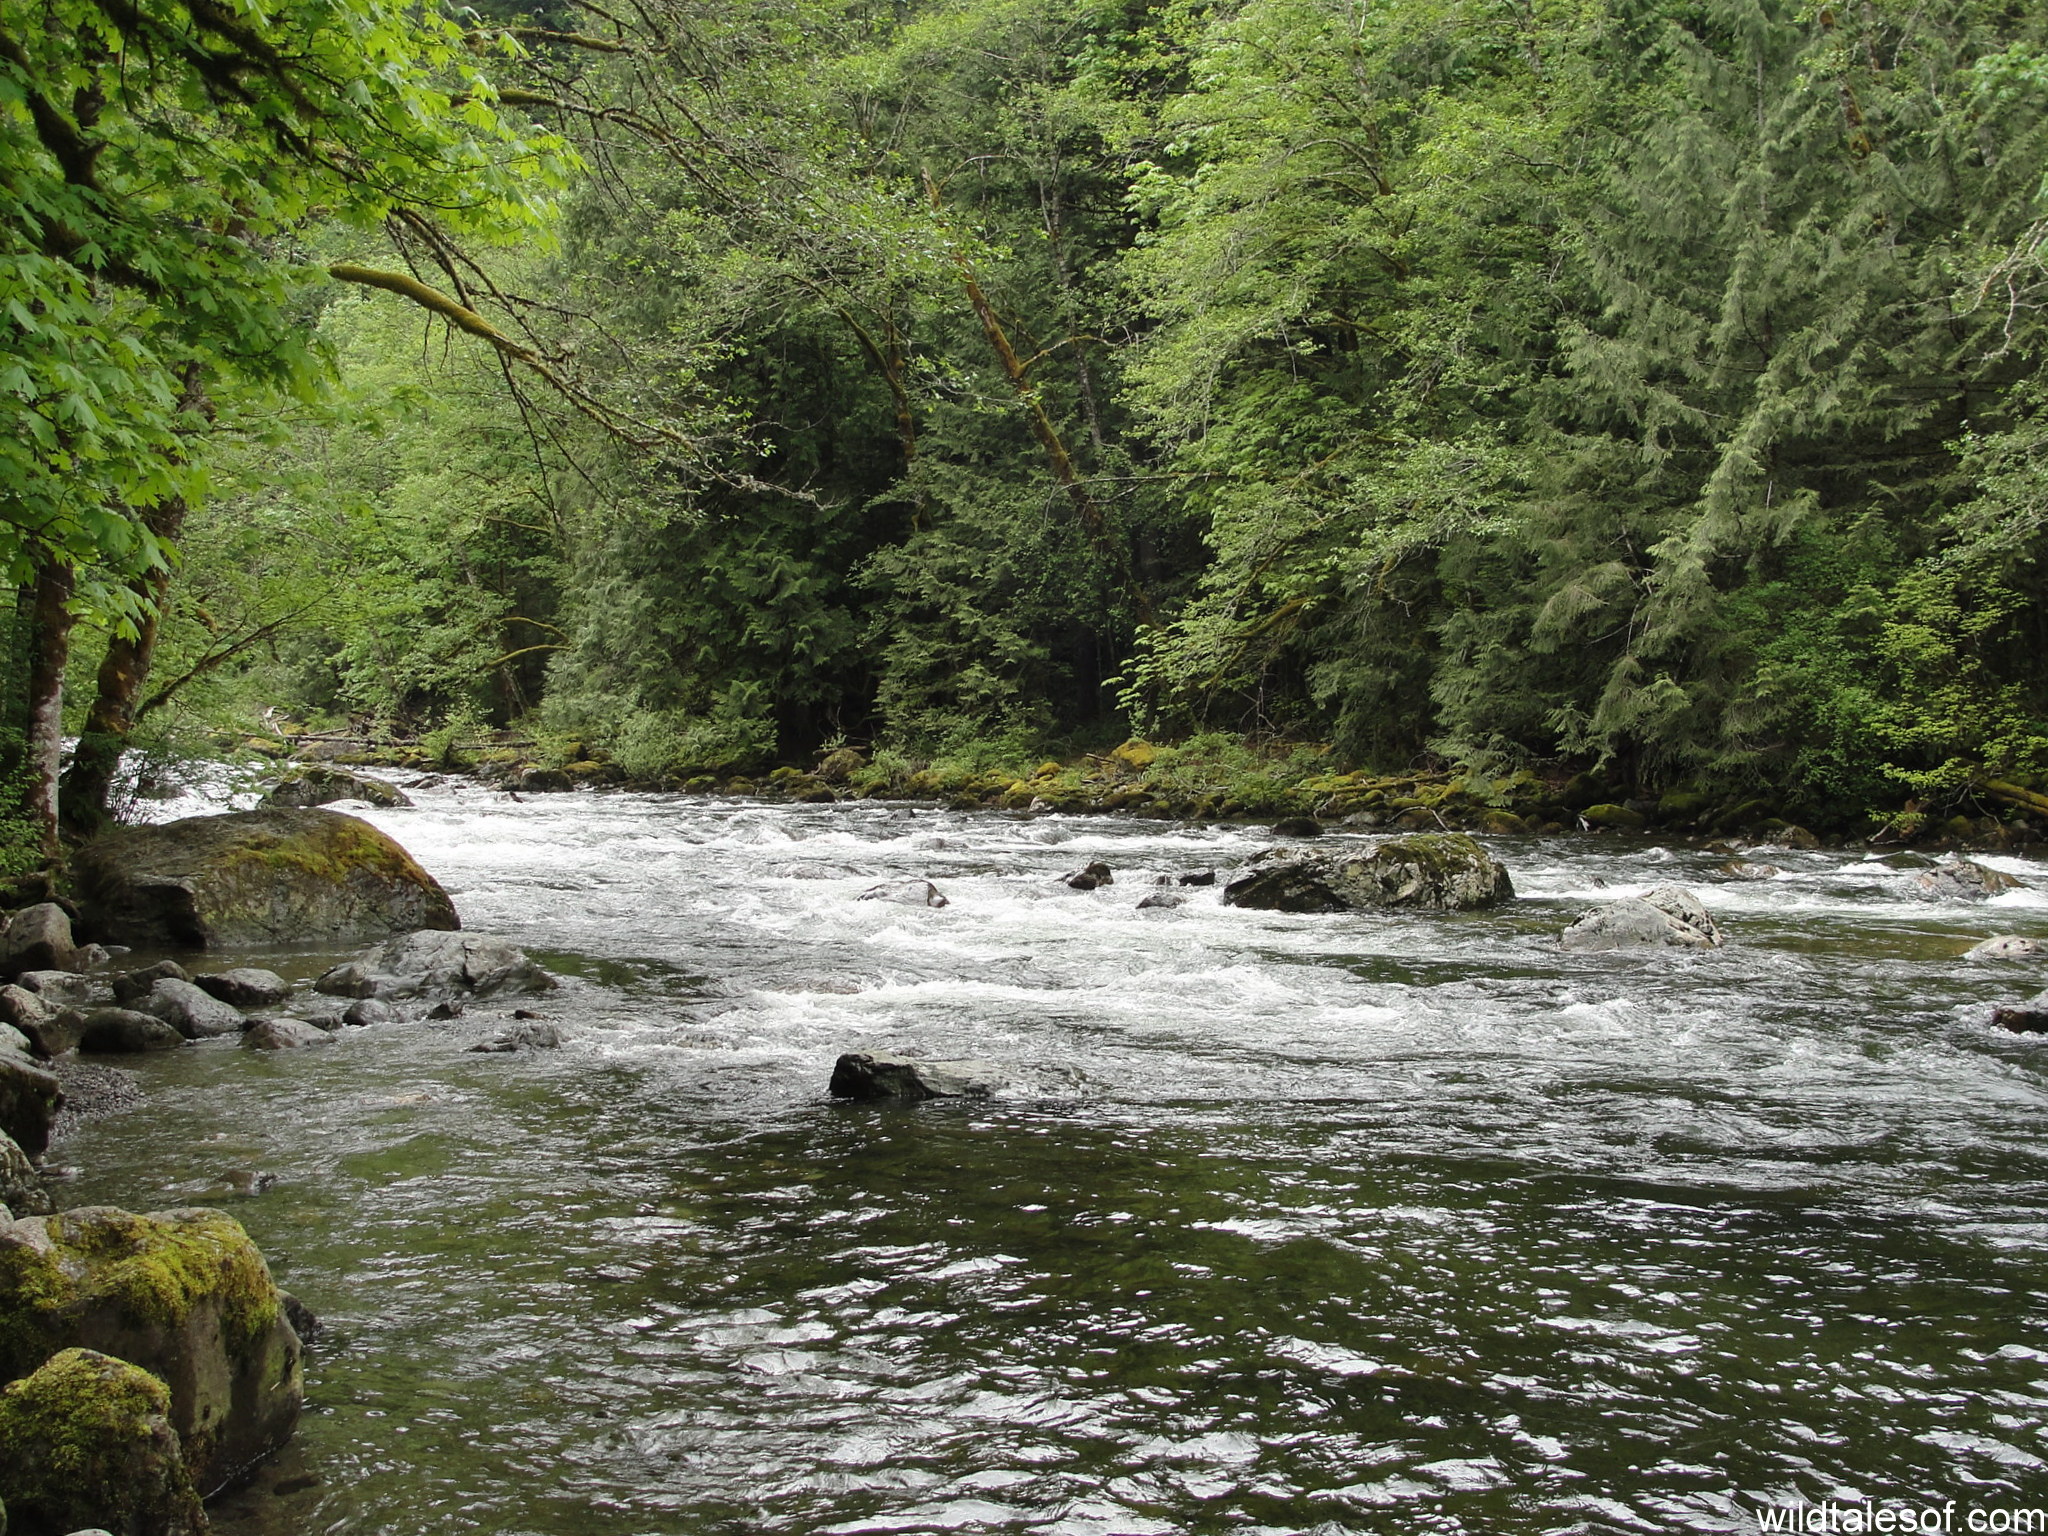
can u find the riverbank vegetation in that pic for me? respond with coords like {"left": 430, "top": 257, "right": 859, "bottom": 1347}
{"left": 5, "top": 0, "right": 2048, "bottom": 869}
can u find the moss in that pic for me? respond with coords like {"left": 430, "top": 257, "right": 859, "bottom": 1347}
{"left": 0, "top": 1208, "right": 281, "bottom": 1383}
{"left": 1581, "top": 802, "right": 1648, "bottom": 830}
{"left": 0, "top": 1347, "right": 203, "bottom": 1536}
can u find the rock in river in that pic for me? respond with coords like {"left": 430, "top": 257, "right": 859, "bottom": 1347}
{"left": 1967, "top": 935, "right": 2044, "bottom": 960}
{"left": 261, "top": 765, "right": 413, "bottom": 809}
{"left": 0, "top": 1204, "right": 304, "bottom": 1497}
{"left": 193, "top": 967, "right": 291, "bottom": 1007}
{"left": 242, "top": 1018, "right": 335, "bottom": 1051}
{"left": 314, "top": 929, "right": 555, "bottom": 1002}
{"left": 1, "top": 1126, "right": 52, "bottom": 1215}
{"left": 858, "top": 879, "right": 949, "bottom": 909}
{"left": 0, "top": 902, "right": 82, "bottom": 979}
{"left": 78, "top": 1008, "right": 189, "bottom": 1054}
{"left": 829, "top": 1052, "right": 1005, "bottom": 1101}
{"left": 0, "top": 1346, "right": 208, "bottom": 1536}
{"left": 72, "top": 808, "right": 458, "bottom": 950}
{"left": 1912, "top": 857, "right": 2023, "bottom": 902}
{"left": 1560, "top": 886, "right": 1725, "bottom": 951}
{"left": 1222, "top": 834, "right": 1514, "bottom": 913}
{"left": 140, "top": 978, "right": 245, "bottom": 1039}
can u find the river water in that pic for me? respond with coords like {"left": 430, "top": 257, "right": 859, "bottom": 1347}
{"left": 52, "top": 784, "right": 2048, "bottom": 1533}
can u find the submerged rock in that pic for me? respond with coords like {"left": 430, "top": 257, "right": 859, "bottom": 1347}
{"left": 74, "top": 809, "right": 458, "bottom": 950}
{"left": 0, "top": 1204, "right": 304, "bottom": 1496}
{"left": 262, "top": 766, "right": 412, "bottom": 810}
{"left": 1911, "top": 858, "right": 2022, "bottom": 902}
{"left": 829, "top": 1052, "right": 1005, "bottom": 1101}
{"left": 78, "top": 1008, "right": 188, "bottom": 1054}
{"left": 1064, "top": 861, "right": 1114, "bottom": 890}
{"left": 468, "top": 1020, "right": 562, "bottom": 1053}
{"left": 1222, "top": 834, "right": 1514, "bottom": 913}
{"left": 1137, "top": 891, "right": 1185, "bottom": 910}
{"left": 241, "top": 1019, "right": 333, "bottom": 1051}
{"left": 1967, "top": 935, "right": 2045, "bottom": 960}
{"left": 1715, "top": 860, "right": 1781, "bottom": 881}
{"left": 857, "top": 879, "right": 949, "bottom": 909}
{"left": 313, "top": 930, "right": 555, "bottom": 1002}
{"left": 140, "top": 978, "right": 245, "bottom": 1040}
{"left": 1993, "top": 997, "right": 2048, "bottom": 1034}
{"left": 0, "top": 902, "right": 82, "bottom": 979}
{"left": 0, "top": 1347, "right": 207, "bottom": 1536}
{"left": 1559, "top": 886, "right": 1725, "bottom": 951}
{"left": 193, "top": 968, "right": 291, "bottom": 1007}
{"left": 0, "top": 1051, "right": 62, "bottom": 1158}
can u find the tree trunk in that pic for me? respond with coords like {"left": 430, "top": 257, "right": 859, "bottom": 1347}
{"left": 25, "top": 559, "right": 76, "bottom": 864}
{"left": 57, "top": 496, "right": 186, "bottom": 840}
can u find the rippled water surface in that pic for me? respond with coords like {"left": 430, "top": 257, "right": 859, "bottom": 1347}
{"left": 56, "top": 787, "right": 2048, "bottom": 1533}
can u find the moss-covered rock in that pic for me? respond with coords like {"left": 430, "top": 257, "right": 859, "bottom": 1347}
{"left": 0, "top": 1347, "right": 207, "bottom": 1536}
{"left": 259, "top": 767, "right": 411, "bottom": 811}
{"left": 1580, "top": 803, "right": 1648, "bottom": 831}
{"left": 1222, "top": 834, "right": 1515, "bottom": 913}
{"left": 0, "top": 1205, "right": 303, "bottom": 1496}
{"left": 1109, "top": 740, "right": 1158, "bottom": 771}
{"left": 72, "top": 809, "right": 457, "bottom": 951}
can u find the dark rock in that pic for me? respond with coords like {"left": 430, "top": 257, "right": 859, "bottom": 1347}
{"left": 1580, "top": 803, "right": 1648, "bottom": 831}
{"left": 113, "top": 961, "right": 192, "bottom": 1006}
{"left": 241, "top": 1019, "right": 333, "bottom": 1051}
{"left": 279, "top": 1292, "right": 319, "bottom": 1348}
{"left": 0, "top": 1054, "right": 61, "bottom": 1158}
{"left": 1993, "top": 1005, "right": 2048, "bottom": 1034}
{"left": 1967, "top": 935, "right": 2045, "bottom": 959}
{"left": 0, "top": 903, "right": 81, "bottom": 979}
{"left": 1, "top": 1128, "right": 51, "bottom": 1215}
{"left": 72, "top": 808, "right": 458, "bottom": 950}
{"left": 1767, "top": 824, "right": 1822, "bottom": 851}
{"left": 140, "top": 979, "right": 245, "bottom": 1040}
{"left": 511, "top": 1008, "right": 544, "bottom": 1020}
{"left": 312, "top": 930, "right": 554, "bottom": 1002}
{"left": 828, "top": 1052, "right": 1005, "bottom": 1101}
{"left": 468, "top": 1020, "right": 562, "bottom": 1052}
{"left": 1064, "top": 861, "right": 1114, "bottom": 890}
{"left": 1912, "top": 858, "right": 2023, "bottom": 902}
{"left": 1222, "top": 835, "right": 1514, "bottom": 913}
{"left": 0, "top": 1347, "right": 207, "bottom": 1536}
{"left": 513, "top": 766, "right": 574, "bottom": 794}
{"left": 192, "top": 968, "right": 290, "bottom": 1007}
{"left": 1560, "top": 886, "right": 1724, "bottom": 951}
{"left": 1137, "top": 891, "right": 1185, "bottom": 910}
{"left": 261, "top": 767, "right": 412, "bottom": 809}
{"left": 15, "top": 970, "right": 99, "bottom": 1009}
{"left": 1178, "top": 870, "right": 1217, "bottom": 887}
{"left": 341, "top": 999, "right": 395, "bottom": 1027}
{"left": 425, "top": 1000, "right": 465, "bottom": 1020}
{"left": 1270, "top": 816, "right": 1323, "bottom": 838}
{"left": 857, "top": 879, "right": 948, "bottom": 909}
{"left": 77, "top": 1009, "right": 188, "bottom": 1054}
{"left": 0, "top": 1205, "right": 303, "bottom": 1497}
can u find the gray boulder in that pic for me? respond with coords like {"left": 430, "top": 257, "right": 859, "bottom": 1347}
{"left": 77, "top": 1009, "right": 187, "bottom": 1054}
{"left": 1, "top": 1127, "right": 51, "bottom": 1215}
{"left": 468, "top": 1020, "right": 562, "bottom": 1053}
{"left": 313, "top": 930, "right": 555, "bottom": 1002}
{"left": 261, "top": 766, "right": 412, "bottom": 809}
{"left": 72, "top": 808, "right": 458, "bottom": 950}
{"left": 1966, "top": 935, "right": 2044, "bottom": 959}
{"left": 828, "top": 1052, "right": 1005, "bottom": 1101}
{"left": 192, "top": 968, "right": 289, "bottom": 1007}
{"left": 341, "top": 999, "right": 395, "bottom": 1027}
{"left": 0, "top": 903, "right": 80, "bottom": 979}
{"left": 1560, "top": 886, "right": 1725, "bottom": 951}
{"left": 241, "top": 1019, "right": 333, "bottom": 1051}
{"left": 0, "top": 1053, "right": 61, "bottom": 1158}
{"left": 1137, "top": 891, "right": 1185, "bottom": 910}
{"left": 140, "top": 979, "right": 244, "bottom": 1040}
{"left": 0, "top": 1020, "right": 30, "bottom": 1057}
{"left": 14, "top": 1006, "right": 84, "bottom": 1059}
{"left": 0, "top": 1205, "right": 304, "bottom": 1497}
{"left": 1913, "top": 858, "right": 2023, "bottom": 902}
{"left": 1222, "top": 834, "right": 1514, "bottom": 913}
{"left": 16, "top": 970, "right": 99, "bottom": 1009}
{"left": 0, "top": 1347, "right": 206, "bottom": 1536}
{"left": 112, "top": 960, "right": 191, "bottom": 1006}
{"left": 858, "top": 879, "right": 949, "bottom": 908}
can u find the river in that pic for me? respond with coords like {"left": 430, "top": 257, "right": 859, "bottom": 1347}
{"left": 53, "top": 783, "right": 2048, "bottom": 1533}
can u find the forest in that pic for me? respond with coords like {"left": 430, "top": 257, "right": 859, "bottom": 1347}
{"left": 4, "top": 0, "right": 2048, "bottom": 866}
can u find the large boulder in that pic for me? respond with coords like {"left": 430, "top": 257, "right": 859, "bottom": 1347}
{"left": 240, "top": 1019, "right": 333, "bottom": 1051}
{"left": 139, "top": 980, "right": 245, "bottom": 1041}
{"left": 0, "top": 1053, "right": 61, "bottom": 1159}
{"left": 829, "top": 1052, "right": 1005, "bottom": 1101}
{"left": 1, "top": 1127, "right": 51, "bottom": 1215}
{"left": 1222, "top": 834, "right": 1514, "bottom": 913}
{"left": 1560, "top": 886, "right": 1725, "bottom": 951}
{"left": 112, "top": 962, "right": 191, "bottom": 1006}
{"left": 261, "top": 766, "right": 411, "bottom": 810}
{"left": 72, "top": 809, "right": 458, "bottom": 950}
{"left": 0, "top": 1205, "right": 303, "bottom": 1496}
{"left": 78, "top": 1009, "right": 188, "bottom": 1055}
{"left": 191, "top": 969, "right": 289, "bottom": 1008}
{"left": 0, "top": 903, "right": 81, "bottom": 980}
{"left": 312, "top": 930, "right": 555, "bottom": 1002}
{"left": 0, "top": 1347, "right": 207, "bottom": 1536}
{"left": 15, "top": 970, "right": 98, "bottom": 1009}
{"left": 1912, "top": 858, "right": 2023, "bottom": 902}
